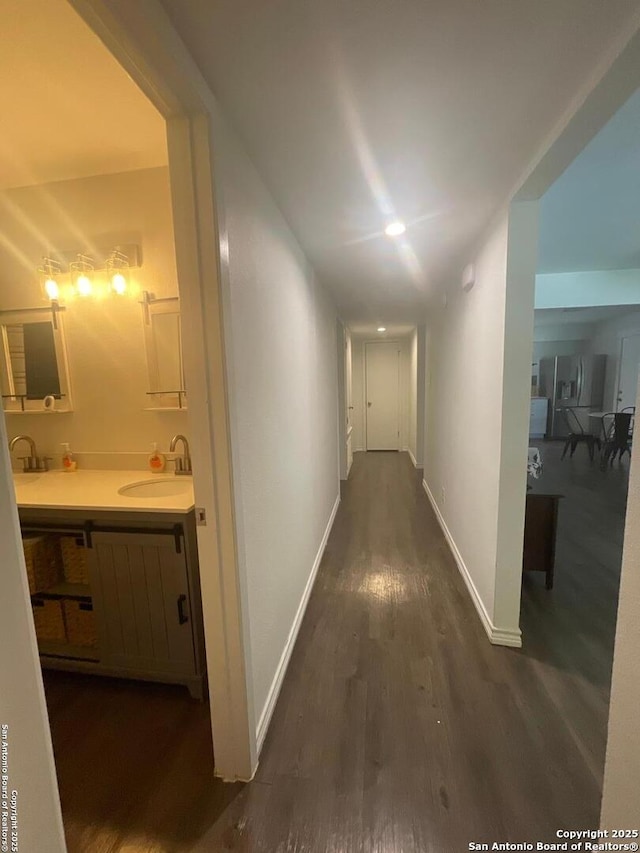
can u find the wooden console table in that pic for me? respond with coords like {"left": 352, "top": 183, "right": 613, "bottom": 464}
{"left": 523, "top": 493, "right": 563, "bottom": 590}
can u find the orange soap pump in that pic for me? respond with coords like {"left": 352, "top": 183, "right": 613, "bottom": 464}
{"left": 61, "top": 443, "right": 77, "bottom": 472}
{"left": 148, "top": 442, "right": 166, "bottom": 473}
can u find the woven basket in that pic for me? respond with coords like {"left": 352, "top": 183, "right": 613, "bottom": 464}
{"left": 32, "top": 598, "right": 66, "bottom": 643}
{"left": 60, "top": 536, "right": 90, "bottom": 585}
{"left": 63, "top": 599, "right": 97, "bottom": 647}
{"left": 22, "top": 536, "right": 62, "bottom": 595}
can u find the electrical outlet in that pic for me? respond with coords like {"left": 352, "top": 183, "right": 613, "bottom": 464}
{"left": 440, "top": 487, "right": 446, "bottom": 504}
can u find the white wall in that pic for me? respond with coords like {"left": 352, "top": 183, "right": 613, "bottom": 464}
{"left": 350, "top": 333, "right": 412, "bottom": 453}
{"left": 424, "top": 202, "right": 537, "bottom": 645}
{"left": 0, "top": 168, "right": 188, "bottom": 469}
{"left": 493, "top": 201, "right": 539, "bottom": 640}
{"left": 601, "top": 378, "right": 640, "bottom": 825}
{"left": 589, "top": 308, "right": 640, "bottom": 411}
{"left": 210, "top": 109, "right": 340, "bottom": 741}
{"left": 425, "top": 217, "right": 507, "bottom": 631}
{"left": 535, "top": 268, "right": 640, "bottom": 308}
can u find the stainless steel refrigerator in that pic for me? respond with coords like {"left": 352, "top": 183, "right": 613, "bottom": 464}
{"left": 539, "top": 355, "right": 607, "bottom": 438}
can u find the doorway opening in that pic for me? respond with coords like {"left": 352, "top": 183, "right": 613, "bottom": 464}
{"left": 0, "top": 0, "right": 250, "bottom": 847}
{"left": 342, "top": 323, "right": 423, "bottom": 473}
{"left": 519, "top": 83, "right": 640, "bottom": 793}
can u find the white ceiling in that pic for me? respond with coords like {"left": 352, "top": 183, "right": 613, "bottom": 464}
{"left": 160, "top": 0, "right": 640, "bottom": 323}
{"left": 538, "top": 88, "right": 640, "bottom": 273}
{"left": 534, "top": 306, "right": 635, "bottom": 326}
{"left": 0, "top": 0, "right": 167, "bottom": 190}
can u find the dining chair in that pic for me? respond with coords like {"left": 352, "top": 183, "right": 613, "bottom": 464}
{"left": 601, "top": 411, "right": 633, "bottom": 467}
{"left": 559, "top": 407, "right": 600, "bottom": 462}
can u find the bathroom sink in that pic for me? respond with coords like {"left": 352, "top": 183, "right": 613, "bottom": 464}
{"left": 13, "top": 473, "right": 42, "bottom": 486}
{"left": 118, "top": 478, "right": 192, "bottom": 499}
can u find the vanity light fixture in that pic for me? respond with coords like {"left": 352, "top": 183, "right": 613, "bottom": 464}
{"left": 38, "top": 257, "right": 62, "bottom": 301}
{"left": 70, "top": 253, "right": 94, "bottom": 297}
{"left": 377, "top": 326, "right": 387, "bottom": 332}
{"left": 384, "top": 221, "right": 406, "bottom": 237}
{"left": 106, "top": 247, "right": 130, "bottom": 295}
{"left": 32, "top": 244, "right": 140, "bottom": 304}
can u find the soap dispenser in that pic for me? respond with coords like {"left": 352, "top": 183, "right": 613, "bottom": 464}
{"left": 61, "top": 443, "right": 77, "bottom": 472}
{"left": 148, "top": 442, "right": 166, "bottom": 473}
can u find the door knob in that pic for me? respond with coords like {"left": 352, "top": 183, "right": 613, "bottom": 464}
{"left": 368, "top": 402, "right": 372, "bottom": 407}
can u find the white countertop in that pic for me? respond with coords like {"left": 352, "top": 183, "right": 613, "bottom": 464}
{"left": 12, "top": 469, "right": 195, "bottom": 514}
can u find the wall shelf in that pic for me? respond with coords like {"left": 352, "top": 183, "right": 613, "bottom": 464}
{"left": 38, "top": 640, "right": 99, "bottom": 662}
{"left": 36, "top": 581, "right": 92, "bottom": 600}
{"left": 144, "top": 407, "right": 189, "bottom": 413}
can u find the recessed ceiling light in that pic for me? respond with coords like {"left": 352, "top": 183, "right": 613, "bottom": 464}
{"left": 385, "top": 221, "right": 406, "bottom": 237}
{"left": 377, "top": 326, "right": 387, "bottom": 332}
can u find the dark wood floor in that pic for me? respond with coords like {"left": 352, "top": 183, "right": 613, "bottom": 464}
{"left": 522, "top": 440, "right": 628, "bottom": 787}
{"left": 44, "top": 448, "right": 628, "bottom": 852}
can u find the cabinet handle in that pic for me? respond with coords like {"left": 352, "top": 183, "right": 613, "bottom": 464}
{"left": 177, "top": 594, "right": 189, "bottom": 625}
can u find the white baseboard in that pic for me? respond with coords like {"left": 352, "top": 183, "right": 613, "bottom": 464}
{"left": 421, "top": 479, "right": 522, "bottom": 648}
{"left": 256, "top": 493, "right": 341, "bottom": 752}
{"left": 407, "top": 448, "right": 417, "bottom": 468}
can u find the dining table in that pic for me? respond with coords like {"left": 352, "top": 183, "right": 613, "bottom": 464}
{"left": 587, "top": 411, "right": 607, "bottom": 437}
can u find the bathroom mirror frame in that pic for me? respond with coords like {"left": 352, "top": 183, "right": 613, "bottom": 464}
{"left": 142, "top": 294, "right": 187, "bottom": 410}
{"left": 0, "top": 306, "right": 74, "bottom": 414}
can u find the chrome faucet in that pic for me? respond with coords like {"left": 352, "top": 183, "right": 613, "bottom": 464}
{"left": 9, "top": 435, "right": 50, "bottom": 473}
{"left": 169, "top": 434, "right": 192, "bottom": 476}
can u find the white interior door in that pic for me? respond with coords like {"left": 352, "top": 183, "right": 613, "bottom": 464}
{"left": 617, "top": 334, "right": 640, "bottom": 410}
{"left": 366, "top": 341, "right": 400, "bottom": 450}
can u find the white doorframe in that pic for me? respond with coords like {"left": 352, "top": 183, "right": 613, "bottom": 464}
{"left": 615, "top": 334, "right": 640, "bottom": 412}
{"left": 65, "top": 0, "right": 256, "bottom": 781}
{"left": 365, "top": 340, "right": 401, "bottom": 451}
{"left": 337, "top": 320, "right": 348, "bottom": 480}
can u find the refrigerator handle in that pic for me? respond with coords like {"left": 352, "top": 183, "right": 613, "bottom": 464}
{"left": 577, "top": 358, "right": 584, "bottom": 404}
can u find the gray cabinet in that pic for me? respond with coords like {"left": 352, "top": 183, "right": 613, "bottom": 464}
{"left": 88, "top": 531, "right": 196, "bottom": 678}
{"left": 20, "top": 508, "right": 206, "bottom": 699}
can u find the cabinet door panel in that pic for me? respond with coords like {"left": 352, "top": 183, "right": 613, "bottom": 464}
{"left": 113, "top": 543, "right": 140, "bottom": 655}
{"left": 158, "top": 547, "right": 195, "bottom": 670}
{"left": 139, "top": 546, "right": 170, "bottom": 662}
{"left": 95, "top": 543, "right": 125, "bottom": 656}
{"left": 88, "top": 532, "right": 195, "bottom": 676}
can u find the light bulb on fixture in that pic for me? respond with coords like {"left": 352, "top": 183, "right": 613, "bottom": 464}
{"left": 76, "top": 274, "right": 92, "bottom": 296}
{"left": 70, "top": 253, "right": 95, "bottom": 297}
{"left": 38, "top": 257, "right": 62, "bottom": 303}
{"left": 377, "top": 326, "right": 387, "bottom": 332}
{"left": 111, "top": 272, "right": 127, "bottom": 294}
{"left": 384, "top": 221, "right": 406, "bottom": 237}
{"left": 106, "top": 247, "right": 129, "bottom": 295}
{"left": 44, "top": 278, "right": 60, "bottom": 300}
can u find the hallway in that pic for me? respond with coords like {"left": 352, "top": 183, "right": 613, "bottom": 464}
{"left": 194, "top": 451, "right": 601, "bottom": 851}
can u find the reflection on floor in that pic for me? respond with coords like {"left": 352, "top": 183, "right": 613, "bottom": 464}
{"left": 522, "top": 439, "right": 628, "bottom": 784}
{"left": 45, "top": 449, "right": 626, "bottom": 851}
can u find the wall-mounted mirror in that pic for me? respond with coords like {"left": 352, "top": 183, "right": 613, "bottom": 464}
{"left": 0, "top": 308, "right": 73, "bottom": 413}
{"left": 142, "top": 295, "right": 186, "bottom": 410}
